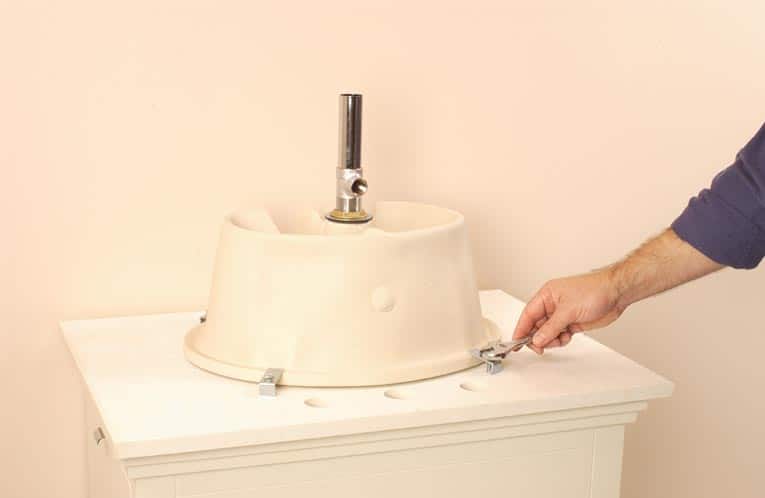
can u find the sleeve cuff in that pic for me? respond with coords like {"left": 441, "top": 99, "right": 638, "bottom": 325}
{"left": 671, "top": 189, "right": 765, "bottom": 269}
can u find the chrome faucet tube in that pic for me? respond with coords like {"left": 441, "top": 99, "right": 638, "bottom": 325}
{"left": 326, "top": 93, "right": 373, "bottom": 223}
{"left": 338, "top": 94, "right": 362, "bottom": 170}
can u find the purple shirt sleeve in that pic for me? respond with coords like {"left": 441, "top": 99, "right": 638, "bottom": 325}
{"left": 671, "top": 123, "right": 765, "bottom": 269}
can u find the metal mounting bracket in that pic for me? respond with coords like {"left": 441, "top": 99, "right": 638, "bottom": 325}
{"left": 258, "top": 368, "right": 284, "bottom": 397}
{"left": 470, "top": 336, "right": 534, "bottom": 375}
{"left": 93, "top": 427, "right": 106, "bottom": 447}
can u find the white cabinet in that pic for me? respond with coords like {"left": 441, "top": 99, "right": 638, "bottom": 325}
{"left": 62, "top": 291, "right": 672, "bottom": 498}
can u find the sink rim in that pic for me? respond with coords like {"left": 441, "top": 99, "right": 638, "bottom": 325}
{"left": 228, "top": 201, "right": 465, "bottom": 240}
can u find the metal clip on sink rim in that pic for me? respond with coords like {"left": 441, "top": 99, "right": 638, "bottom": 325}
{"left": 470, "top": 336, "right": 534, "bottom": 374}
{"left": 259, "top": 368, "right": 284, "bottom": 397}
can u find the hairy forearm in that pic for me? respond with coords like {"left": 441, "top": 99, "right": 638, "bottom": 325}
{"left": 609, "top": 229, "right": 724, "bottom": 309}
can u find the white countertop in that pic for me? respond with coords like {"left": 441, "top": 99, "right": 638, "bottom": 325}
{"left": 61, "top": 290, "right": 673, "bottom": 459}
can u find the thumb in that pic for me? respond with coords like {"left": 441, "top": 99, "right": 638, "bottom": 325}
{"left": 532, "top": 309, "right": 574, "bottom": 348}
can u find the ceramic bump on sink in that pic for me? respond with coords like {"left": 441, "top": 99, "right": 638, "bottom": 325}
{"left": 371, "top": 286, "right": 395, "bottom": 312}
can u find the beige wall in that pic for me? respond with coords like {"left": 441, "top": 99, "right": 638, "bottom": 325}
{"left": 2, "top": 1, "right": 764, "bottom": 497}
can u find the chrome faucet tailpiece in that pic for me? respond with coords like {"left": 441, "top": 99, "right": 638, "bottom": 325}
{"left": 326, "top": 93, "right": 373, "bottom": 223}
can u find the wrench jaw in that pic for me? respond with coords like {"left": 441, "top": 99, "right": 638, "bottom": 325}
{"left": 470, "top": 342, "right": 508, "bottom": 374}
{"left": 470, "top": 337, "right": 532, "bottom": 375}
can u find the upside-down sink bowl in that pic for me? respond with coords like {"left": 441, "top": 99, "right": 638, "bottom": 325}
{"left": 184, "top": 201, "right": 499, "bottom": 386}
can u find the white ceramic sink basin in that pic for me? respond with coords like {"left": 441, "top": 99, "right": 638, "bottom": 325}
{"left": 185, "top": 201, "right": 499, "bottom": 386}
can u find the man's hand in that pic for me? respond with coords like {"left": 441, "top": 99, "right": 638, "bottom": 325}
{"left": 512, "top": 229, "right": 723, "bottom": 354}
{"left": 512, "top": 269, "right": 624, "bottom": 354}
